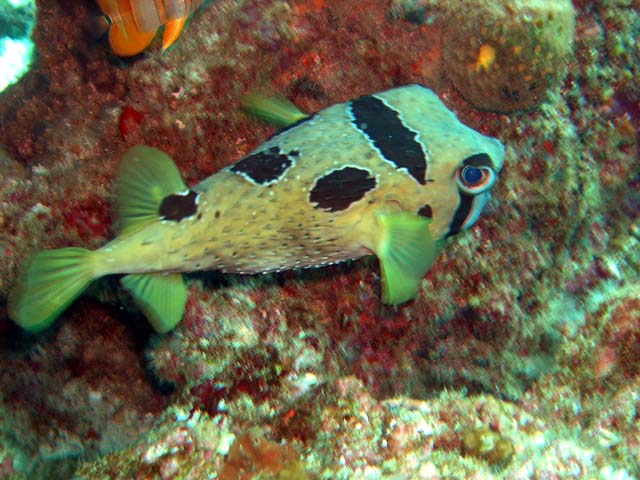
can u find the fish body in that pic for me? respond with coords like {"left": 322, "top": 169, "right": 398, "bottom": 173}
{"left": 96, "top": 0, "right": 204, "bottom": 56}
{"left": 10, "top": 85, "right": 505, "bottom": 333}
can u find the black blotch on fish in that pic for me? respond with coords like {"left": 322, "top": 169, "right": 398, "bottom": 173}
{"left": 310, "top": 167, "right": 376, "bottom": 212}
{"left": 418, "top": 204, "right": 433, "bottom": 218}
{"left": 447, "top": 193, "right": 473, "bottom": 237}
{"left": 159, "top": 190, "right": 198, "bottom": 222}
{"left": 349, "top": 95, "right": 427, "bottom": 185}
{"left": 463, "top": 153, "right": 493, "bottom": 167}
{"left": 231, "top": 146, "right": 293, "bottom": 184}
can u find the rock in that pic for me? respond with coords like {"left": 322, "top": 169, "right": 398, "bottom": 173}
{"left": 442, "top": 0, "right": 576, "bottom": 112}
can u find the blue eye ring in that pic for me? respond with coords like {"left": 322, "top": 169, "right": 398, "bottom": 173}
{"left": 457, "top": 165, "right": 496, "bottom": 194}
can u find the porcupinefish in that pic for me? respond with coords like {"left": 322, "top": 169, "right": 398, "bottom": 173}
{"left": 9, "top": 84, "right": 505, "bottom": 334}
{"left": 96, "top": 0, "right": 204, "bottom": 56}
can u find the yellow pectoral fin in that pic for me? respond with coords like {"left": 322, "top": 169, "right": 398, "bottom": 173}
{"left": 376, "top": 212, "right": 441, "bottom": 305}
{"left": 161, "top": 17, "right": 187, "bottom": 52}
{"left": 108, "top": 22, "right": 156, "bottom": 56}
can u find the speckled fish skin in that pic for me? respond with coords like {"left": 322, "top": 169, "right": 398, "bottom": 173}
{"left": 95, "top": 84, "right": 505, "bottom": 278}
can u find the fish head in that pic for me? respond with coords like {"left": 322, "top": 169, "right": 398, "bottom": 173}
{"left": 366, "top": 85, "right": 505, "bottom": 240}
{"left": 421, "top": 126, "right": 505, "bottom": 239}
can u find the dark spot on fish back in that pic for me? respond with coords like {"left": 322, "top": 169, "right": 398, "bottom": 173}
{"left": 310, "top": 167, "right": 376, "bottom": 212}
{"left": 462, "top": 153, "right": 493, "bottom": 167}
{"left": 349, "top": 94, "right": 427, "bottom": 185}
{"left": 159, "top": 190, "right": 198, "bottom": 222}
{"left": 230, "top": 146, "right": 293, "bottom": 185}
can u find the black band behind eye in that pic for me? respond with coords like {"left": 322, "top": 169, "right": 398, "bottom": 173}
{"left": 447, "top": 193, "right": 473, "bottom": 236}
{"left": 463, "top": 153, "right": 493, "bottom": 168}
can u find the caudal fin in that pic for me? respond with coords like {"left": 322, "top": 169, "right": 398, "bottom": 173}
{"left": 9, "top": 248, "right": 99, "bottom": 333}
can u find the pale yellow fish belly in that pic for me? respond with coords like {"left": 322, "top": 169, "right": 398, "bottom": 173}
{"left": 95, "top": 173, "right": 422, "bottom": 277}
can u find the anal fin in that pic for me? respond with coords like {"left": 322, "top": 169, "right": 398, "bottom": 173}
{"left": 121, "top": 273, "right": 187, "bottom": 333}
{"left": 375, "top": 212, "right": 440, "bottom": 305}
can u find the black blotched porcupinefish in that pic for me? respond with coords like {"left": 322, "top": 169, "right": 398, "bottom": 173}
{"left": 10, "top": 84, "right": 505, "bottom": 333}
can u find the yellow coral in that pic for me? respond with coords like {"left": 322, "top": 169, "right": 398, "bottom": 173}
{"left": 475, "top": 44, "right": 496, "bottom": 72}
{"left": 461, "top": 427, "right": 514, "bottom": 467}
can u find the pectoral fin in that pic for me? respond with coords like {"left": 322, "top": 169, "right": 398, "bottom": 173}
{"left": 121, "top": 273, "right": 188, "bottom": 333}
{"left": 375, "top": 212, "right": 440, "bottom": 305}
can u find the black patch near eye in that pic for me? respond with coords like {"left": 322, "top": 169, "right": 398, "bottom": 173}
{"left": 159, "top": 190, "right": 198, "bottom": 222}
{"left": 310, "top": 167, "right": 376, "bottom": 212}
{"left": 230, "top": 146, "right": 293, "bottom": 185}
{"left": 446, "top": 193, "right": 472, "bottom": 237}
{"left": 463, "top": 153, "right": 493, "bottom": 168}
{"left": 417, "top": 204, "right": 433, "bottom": 218}
{"left": 349, "top": 95, "right": 427, "bottom": 185}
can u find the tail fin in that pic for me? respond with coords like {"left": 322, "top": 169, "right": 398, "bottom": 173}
{"left": 9, "top": 248, "right": 100, "bottom": 333}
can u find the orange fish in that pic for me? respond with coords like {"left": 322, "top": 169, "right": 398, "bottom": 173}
{"left": 96, "top": 0, "right": 204, "bottom": 56}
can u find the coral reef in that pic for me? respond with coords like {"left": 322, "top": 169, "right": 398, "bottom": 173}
{"left": 74, "top": 377, "right": 640, "bottom": 478}
{"left": 0, "top": 0, "right": 638, "bottom": 478}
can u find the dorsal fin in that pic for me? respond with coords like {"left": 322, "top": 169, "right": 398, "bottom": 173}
{"left": 241, "top": 93, "right": 309, "bottom": 128}
{"left": 115, "top": 145, "right": 187, "bottom": 236}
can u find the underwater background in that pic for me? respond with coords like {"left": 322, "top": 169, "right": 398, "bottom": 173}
{"left": 0, "top": 0, "right": 639, "bottom": 478}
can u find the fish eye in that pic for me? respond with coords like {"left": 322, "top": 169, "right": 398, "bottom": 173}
{"left": 456, "top": 165, "right": 496, "bottom": 194}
